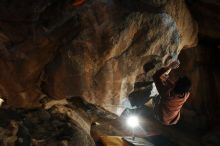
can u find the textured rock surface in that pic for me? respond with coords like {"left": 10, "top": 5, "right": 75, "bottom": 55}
{"left": 0, "top": 0, "right": 82, "bottom": 108}
{"left": 164, "top": 0, "right": 198, "bottom": 49}
{"left": 0, "top": 0, "right": 198, "bottom": 109}
{"left": 0, "top": 97, "right": 119, "bottom": 146}
{"left": 0, "top": 109, "right": 96, "bottom": 146}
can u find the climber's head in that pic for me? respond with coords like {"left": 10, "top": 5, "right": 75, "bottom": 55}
{"left": 173, "top": 76, "right": 192, "bottom": 97}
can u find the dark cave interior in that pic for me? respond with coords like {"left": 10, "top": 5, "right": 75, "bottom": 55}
{"left": 0, "top": 0, "right": 219, "bottom": 146}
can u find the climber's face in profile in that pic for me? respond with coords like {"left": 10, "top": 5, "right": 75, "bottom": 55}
{"left": 173, "top": 76, "right": 192, "bottom": 98}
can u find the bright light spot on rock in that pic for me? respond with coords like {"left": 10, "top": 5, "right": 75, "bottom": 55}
{"left": 0, "top": 98, "right": 4, "bottom": 107}
{"left": 127, "top": 115, "right": 139, "bottom": 128}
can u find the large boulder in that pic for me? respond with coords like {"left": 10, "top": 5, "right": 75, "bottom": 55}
{"left": 0, "top": 0, "right": 198, "bottom": 110}
{"left": 43, "top": 0, "right": 198, "bottom": 112}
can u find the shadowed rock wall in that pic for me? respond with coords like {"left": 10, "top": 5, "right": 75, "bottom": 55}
{"left": 186, "top": 0, "right": 220, "bottom": 39}
{"left": 174, "top": 0, "right": 220, "bottom": 128}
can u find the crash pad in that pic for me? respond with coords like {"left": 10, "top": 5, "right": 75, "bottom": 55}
{"left": 100, "top": 136, "right": 130, "bottom": 146}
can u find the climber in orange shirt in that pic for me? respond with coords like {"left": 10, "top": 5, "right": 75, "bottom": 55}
{"left": 121, "top": 60, "right": 191, "bottom": 126}
{"left": 152, "top": 61, "right": 192, "bottom": 125}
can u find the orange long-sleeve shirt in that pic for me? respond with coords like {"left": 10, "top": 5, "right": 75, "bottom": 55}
{"left": 153, "top": 68, "right": 189, "bottom": 125}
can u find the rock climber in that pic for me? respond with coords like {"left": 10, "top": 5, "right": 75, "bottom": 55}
{"left": 151, "top": 61, "right": 192, "bottom": 125}
{"left": 121, "top": 60, "right": 192, "bottom": 125}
